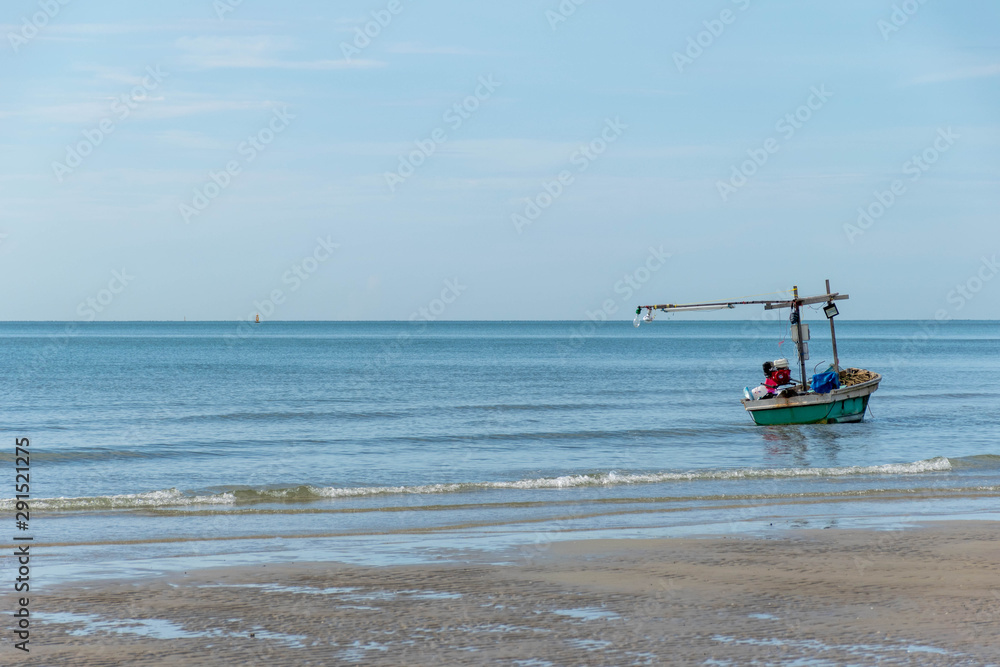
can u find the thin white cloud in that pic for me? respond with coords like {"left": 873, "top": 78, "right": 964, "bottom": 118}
{"left": 387, "top": 42, "right": 493, "bottom": 56}
{"left": 259, "top": 59, "right": 384, "bottom": 70}
{"left": 4, "top": 95, "right": 275, "bottom": 124}
{"left": 0, "top": 20, "right": 280, "bottom": 37}
{"left": 150, "top": 130, "right": 231, "bottom": 151}
{"left": 305, "top": 139, "right": 729, "bottom": 167}
{"left": 175, "top": 35, "right": 383, "bottom": 70}
{"left": 15, "top": 23, "right": 149, "bottom": 36}
{"left": 593, "top": 87, "right": 689, "bottom": 98}
{"left": 907, "top": 63, "right": 1000, "bottom": 86}
{"left": 141, "top": 98, "right": 277, "bottom": 119}
{"left": 177, "top": 34, "right": 291, "bottom": 56}
{"left": 72, "top": 64, "right": 156, "bottom": 86}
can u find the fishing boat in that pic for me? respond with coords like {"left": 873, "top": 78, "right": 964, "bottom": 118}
{"left": 634, "top": 280, "right": 880, "bottom": 425}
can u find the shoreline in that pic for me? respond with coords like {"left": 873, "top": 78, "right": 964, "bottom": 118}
{"left": 24, "top": 521, "right": 1000, "bottom": 665}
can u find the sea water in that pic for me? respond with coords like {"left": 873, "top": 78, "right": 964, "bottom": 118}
{"left": 1, "top": 320, "right": 998, "bottom": 580}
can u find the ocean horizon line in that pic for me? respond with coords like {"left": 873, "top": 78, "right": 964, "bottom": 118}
{"left": 1, "top": 319, "right": 998, "bottom": 324}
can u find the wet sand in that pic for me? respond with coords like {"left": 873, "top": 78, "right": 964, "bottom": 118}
{"left": 24, "top": 522, "right": 1000, "bottom": 665}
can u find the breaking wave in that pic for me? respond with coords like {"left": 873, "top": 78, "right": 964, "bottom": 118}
{"left": 1, "top": 457, "right": 955, "bottom": 512}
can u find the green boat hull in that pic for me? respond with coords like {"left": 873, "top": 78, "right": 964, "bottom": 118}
{"left": 746, "top": 393, "right": 871, "bottom": 425}
{"left": 743, "top": 374, "right": 881, "bottom": 426}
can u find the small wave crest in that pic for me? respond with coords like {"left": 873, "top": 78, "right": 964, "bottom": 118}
{"left": 8, "top": 488, "right": 240, "bottom": 512}
{"left": 307, "top": 457, "right": 953, "bottom": 498}
{"left": 0, "top": 457, "right": 953, "bottom": 512}
{"left": 948, "top": 454, "right": 1000, "bottom": 470}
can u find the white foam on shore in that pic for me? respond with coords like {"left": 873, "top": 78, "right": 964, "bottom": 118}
{"left": 313, "top": 456, "right": 953, "bottom": 497}
{"left": 6, "top": 488, "right": 238, "bottom": 511}
{"left": 0, "top": 457, "right": 953, "bottom": 511}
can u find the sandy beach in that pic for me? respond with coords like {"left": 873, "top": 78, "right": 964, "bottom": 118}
{"left": 22, "top": 521, "right": 1000, "bottom": 665}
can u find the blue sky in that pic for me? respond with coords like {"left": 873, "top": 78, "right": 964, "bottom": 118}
{"left": 1, "top": 0, "right": 997, "bottom": 320}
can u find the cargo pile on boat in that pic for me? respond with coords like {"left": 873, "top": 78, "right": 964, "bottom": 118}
{"left": 838, "top": 367, "right": 877, "bottom": 387}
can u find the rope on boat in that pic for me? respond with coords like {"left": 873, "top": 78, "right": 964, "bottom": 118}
{"left": 838, "top": 368, "right": 877, "bottom": 387}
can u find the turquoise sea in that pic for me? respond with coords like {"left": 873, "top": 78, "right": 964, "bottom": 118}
{"left": 2, "top": 320, "right": 998, "bottom": 581}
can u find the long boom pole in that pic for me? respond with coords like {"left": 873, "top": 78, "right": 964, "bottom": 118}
{"left": 638, "top": 293, "right": 848, "bottom": 313}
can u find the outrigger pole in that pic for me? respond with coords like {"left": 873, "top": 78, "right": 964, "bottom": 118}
{"left": 636, "top": 292, "right": 848, "bottom": 313}
{"left": 636, "top": 282, "right": 850, "bottom": 392}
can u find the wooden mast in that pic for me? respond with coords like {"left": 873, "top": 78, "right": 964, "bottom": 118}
{"left": 826, "top": 279, "right": 840, "bottom": 374}
{"left": 792, "top": 285, "right": 808, "bottom": 392}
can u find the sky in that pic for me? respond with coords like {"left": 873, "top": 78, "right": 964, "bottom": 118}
{"left": 1, "top": 0, "right": 998, "bottom": 321}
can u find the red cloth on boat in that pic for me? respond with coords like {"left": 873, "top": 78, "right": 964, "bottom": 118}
{"left": 764, "top": 369, "right": 791, "bottom": 393}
